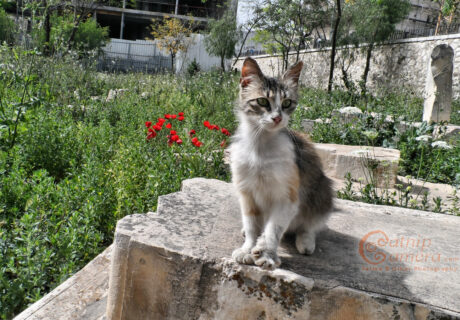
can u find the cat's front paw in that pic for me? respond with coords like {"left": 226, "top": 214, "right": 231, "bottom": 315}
{"left": 251, "top": 247, "right": 281, "bottom": 270}
{"left": 232, "top": 247, "right": 255, "bottom": 265}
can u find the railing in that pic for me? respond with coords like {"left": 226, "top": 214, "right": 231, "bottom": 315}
{"left": 388, "top": 24, "right": 460, "bottom": 41}
{"left": 98, "top": 39, "right": 172, "bottom": 73}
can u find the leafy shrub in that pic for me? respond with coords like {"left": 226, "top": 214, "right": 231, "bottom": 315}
{"left": 0, "top": 7, "right": 15, "bottom": 45}
{"left": 186, "top": 59, "right": 201, "bottom": 77}
{"left": 38, "top": 14, "right": 109, "bottom": 54}
{"left": 0, "top": 46, "right": 237, "bottom": 318}
{"left": 398, "top": 123, "right": 460, "bottom": 184}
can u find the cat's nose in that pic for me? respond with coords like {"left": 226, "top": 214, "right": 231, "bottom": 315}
{"left": 272, "top": 115, "right": 282, "bottom": 124}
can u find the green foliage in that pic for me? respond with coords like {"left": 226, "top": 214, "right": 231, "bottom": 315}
{"left": 291, "top": 87, "right": 460, "bottom": 186}
{"left": 41, "top": 14, "right": 109, "bottom": 54}
{"left": 73, "top": 18, "right": 110, "bottom": 52}
{"left": 186, "top": 59, "right": 201, "bottom": 77}
{"left": 149, "top": 16, "right": 195, "bottom": 70}
{"left": 0, "top": 6, "right": 15, "bottom": 45}
{"left": 253, "top": 0, "right": 329, "bottom": 70}
{"left": 398, "top": 123, "right": 460, "bottom": 184}
{"left": 344, "top": 0, "right": 411, "bottom": 44}
{"left": 338, "top": 0, "right": 411, "bottom": 92}
{"left": 204, "top": 11, "right": 241, "bottom": 71}
{"left": 0, "top": 45, "right": 237, "bottom": 319}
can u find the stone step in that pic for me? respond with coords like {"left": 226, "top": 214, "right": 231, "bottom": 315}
{"left": 314, "top": 143, "right": 400, "bottom": 188}
{"left": 107, "top": 178, "right": 460, "bottom": 320}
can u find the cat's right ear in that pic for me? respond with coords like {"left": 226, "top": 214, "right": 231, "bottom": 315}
{"left": 240, "top": 57, "right": 263, "bottom": 88}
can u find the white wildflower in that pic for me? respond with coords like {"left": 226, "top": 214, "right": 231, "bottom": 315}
{"left": 415, "top": 135, "right": 431, "bottom": 142}
{"left": 431, "top": 141, "right": 452, "bottom": 149}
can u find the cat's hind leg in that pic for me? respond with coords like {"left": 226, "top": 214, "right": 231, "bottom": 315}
{"left": 294, "top": 215, "right": 327, "bottom": 255}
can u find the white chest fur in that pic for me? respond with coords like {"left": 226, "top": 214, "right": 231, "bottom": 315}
{"left": 230, "top": 131, "right": 298, "bottom": 210}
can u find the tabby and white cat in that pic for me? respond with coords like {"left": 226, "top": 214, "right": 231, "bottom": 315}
{"left": 230, "top": 57, "right": 333, "bottom": 270}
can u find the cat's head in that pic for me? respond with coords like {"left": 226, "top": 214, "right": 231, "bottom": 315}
{"left": 238, "top": 57, "right": 303, "bottom": 132}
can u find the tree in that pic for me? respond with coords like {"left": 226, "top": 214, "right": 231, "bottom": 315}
{"left": 328, "top": 0, "right": 342, "bottom": 92}
{"left": 253, "top": 0, "right": 329, "bottom": 72}
{"left": 204, "top": 11, "right": 241, "bottom": 71}
{"left": 344, "top": 0, "right": 410, "bottom": 95}
{"left": 232, "top": 1, "right": 266, "bottom": 68}
{"left": 0, "top": 5, "right": 15, "bottom": 45}
{"left": 16, "top": 0, "right": 104, "bottom": 54}
{"left": 433, "top": 0, "right": 460, "bottom": 34}
{"left": 149, "top": 16, "right": 194, "bottom": 71}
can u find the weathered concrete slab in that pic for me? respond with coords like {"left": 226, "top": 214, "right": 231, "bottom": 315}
{"left": 314, "top": 143, "right": 400, "bottom": 188}
{"left": 107, "top": 178, "right": 460, "bottom": 319}
{"left": 14, "top": 246, "right": 112, "bottom": 320}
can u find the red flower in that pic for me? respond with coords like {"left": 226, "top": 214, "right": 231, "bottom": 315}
{"left": 170, "top": 130, "right": 177, "bottom": 135}
{"left": 165, "top": 114, "right": 171, "bottom": 119}
{"left": 171, "top": 114, "right": 177, "bottom": 119}
{"left": 156, "top": 122, "right": 163, "bottom": 128}
{"left": 153, "top": 125, "right": 162, "bottom": 131}
{"left": 158, "top": 118, "right": 165, "bottom": 124}
{"left": 171, "top": 134, "right": 179, "bottom": 142}
{"left": 178, "top": 116, "right": 185, "bottom": 121}
{"left": 191, "top": 137, "right": 198, "bottom": 143}
{"left": 220, "top": 140, "right": 226, "bottom": 148}
{"left": 203, "top": 120, "right": 210, "bottom": 128}
{"left": 194, "top": 141, "right": 203, "bottom": 147}
{"left": 221, "top": 128, "right": 230, "bottom": 136}
{"left": 147, "top": 131, "right": 156, "bottom": 140}
{"left": 189, "top": 129, "right": 196, "bottom": 136}
{"left": 166, "top": 123, "right": 172, "bottom": 129}
{"left": 145, "top": 121, "right": 152, "bottom": 128}
{"left": 178, "top": 112, "right": 184, "bottom": 116}
{"left": 212, "top": 125, "right": 220, "bottom": 130}
{"left": 176, "top": 139, "right": 183, "bottom": 145}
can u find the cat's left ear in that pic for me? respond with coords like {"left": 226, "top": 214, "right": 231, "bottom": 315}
{"left": 283, "top": 61, "right": 304, "bottom": 86}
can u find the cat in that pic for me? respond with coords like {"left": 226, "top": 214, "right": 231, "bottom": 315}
{"left": 230, "top": 57, "right": 333, "bottom": 270}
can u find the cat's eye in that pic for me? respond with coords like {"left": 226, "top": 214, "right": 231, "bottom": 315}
{"left": 282, "top": 99, "right": 292, "bottom": 108}
{"left": 257, "top": 98, "right": 269, "bottom": 107}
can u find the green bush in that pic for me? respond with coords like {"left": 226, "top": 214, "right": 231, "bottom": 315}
{"left": 38, "top": 14, "right": 109, "bottom": 54}
{"left": 0, "top": 45, "right": 236, "bottom": 319}
{"left": 0, "top": 7, "right": 15, "bottom": 45}
{"left": 398, "top": 123, "right": 460, "bottom": 184}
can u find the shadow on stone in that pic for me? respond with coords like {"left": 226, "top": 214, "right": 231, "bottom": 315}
{"left": 280, "top": 228, "right": 414, "bottom": 301}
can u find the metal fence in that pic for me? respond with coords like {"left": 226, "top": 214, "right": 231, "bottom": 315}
{"left": 388, "top": 24, "right": 460, "bottom": 41}
{"left": 98, "top": 39, "right": 172, "bottom": 73}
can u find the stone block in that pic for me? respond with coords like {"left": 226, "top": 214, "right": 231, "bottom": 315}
{"left": 106, "top": 178, "right": 460, "bottom": 320}
{"left": 301, "top": 119, "right": 329, "bottom": 133}
{"left": 433, "top": 124, "right": 460, "bottom": 140}
{"left": 332, "top": 106, "right": 363, "bottom": 123}
{"left": 314, "top": 143, "right": 400, "bottom": 188}
{"left": 423, "top": 44, "right": 454, "bottom": 122}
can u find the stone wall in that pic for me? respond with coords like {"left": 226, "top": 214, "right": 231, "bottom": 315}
{"left": 234, "top": 34, "right": 460, "bottom": 98}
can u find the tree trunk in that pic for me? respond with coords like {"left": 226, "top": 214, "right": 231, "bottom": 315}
{"left": 232, "top": 16, "right": 262, "bottom": 68}
{"left": 341, "top": 64, "right": 352, "bottom": 92}
{"left": 43, "top": 0, "right": 51, "bottom": 55}
{"left": 221, "top": 55, "right": 225, "bottom": 72}
{"left": 360, "top": 43, "right": 373, "bottom": 96}
{"left": 435, "top": 0, "right": 445, "bottom": 35}
{"left": 328, "top": 0, "right": 342, "bottom": 93}
{"left": 171, "top": 53, "right": 175, "bottom": 72}
{"left": 67, "top": 20, "right": 82, "bottom": 51}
